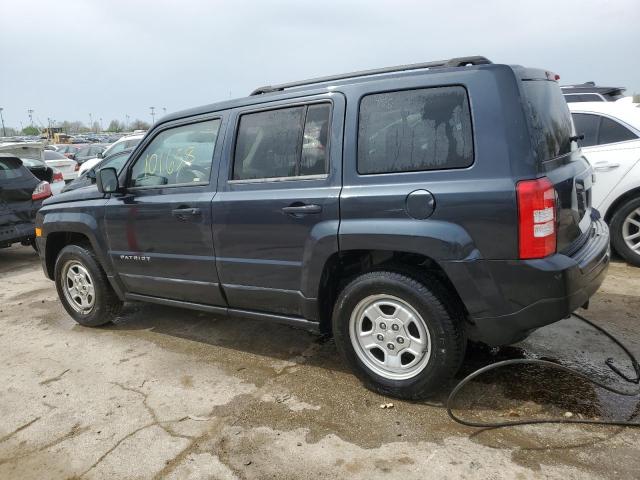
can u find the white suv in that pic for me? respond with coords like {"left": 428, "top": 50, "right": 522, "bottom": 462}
{"left": 569, "top": 101, "right": 640, "bottom": 265}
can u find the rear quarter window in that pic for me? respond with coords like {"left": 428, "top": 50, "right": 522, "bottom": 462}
{"left": 357, "top": 86, "right": 473, "bottom": 174}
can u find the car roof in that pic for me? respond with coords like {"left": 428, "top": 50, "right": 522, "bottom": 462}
{"left": 568, "top": 101, "right": 640, "bottom": 129}
{"left": 159, "top": 57, "right": 532, "bottom": 125}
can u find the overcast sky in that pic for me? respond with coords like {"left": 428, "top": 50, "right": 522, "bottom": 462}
{"left": 1, "top": 0, "right": 638, "bottom": 129}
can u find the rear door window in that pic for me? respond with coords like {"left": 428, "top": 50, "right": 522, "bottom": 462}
{"left": 357, "top": 86, "right": 473, "bottom": 174}
{"left": 233, "top": 103, "right": 331, "bottom": 180}
{"left": 598, "top": 117, "right": 638, "bottom": 144}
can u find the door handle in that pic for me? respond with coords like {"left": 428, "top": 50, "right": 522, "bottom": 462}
{"left": 172, "top": 207, "right": 202, "bottom": 220}
{"left": 282, "top": 204, "right": 322, "bottom": 216}
{"left": 594, "top": 162, "right": 620, "bottom": 172}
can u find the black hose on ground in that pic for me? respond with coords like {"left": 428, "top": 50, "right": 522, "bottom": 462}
{"left": 446, "top": 313, "right": 640, "bottom": 428}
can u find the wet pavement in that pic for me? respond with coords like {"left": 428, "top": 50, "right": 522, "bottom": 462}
{"left": 1, "top": 245, "right": 640, "bottom": 479}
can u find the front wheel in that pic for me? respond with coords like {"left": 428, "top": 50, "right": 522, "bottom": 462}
{"left": 610, "top": 197, "right": 640, "bottom": 267}
{"left": 54, "top": 243, "right": 122, "bottom": 326}
{"left": 332, "top": 271, "right": 466, "bottom": 399}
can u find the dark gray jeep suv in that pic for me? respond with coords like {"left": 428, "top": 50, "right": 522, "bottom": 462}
{"left": 36, "top": 56, "right": 610, "bottom": 399}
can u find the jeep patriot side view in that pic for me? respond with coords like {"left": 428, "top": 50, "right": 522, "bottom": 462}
{"left": 36, "top": 56, "right": 610, "bottom": 399}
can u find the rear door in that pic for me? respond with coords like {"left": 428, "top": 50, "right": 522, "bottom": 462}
{"left": 104, "top": 117, "right": 227, "bottom": 306}
{"left": 571, "top": 112, "right": 640, "bottom": 209}
{"left": 212, "top": 95, "right": 343, "bottom": 316}
{"left": 520, "top": 78, "right": 594, "bottom": 253}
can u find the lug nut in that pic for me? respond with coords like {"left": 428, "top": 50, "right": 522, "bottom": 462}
{"left": 377, "top": 334, "right": 384, "bottom": 341}
{"left": 391, "top": 324, "right": 399, "bottom": 331}
{"left": 387, "top": 343, "right": 395, "bottom": 350}
{"left": 379, "top": 322, "right": 387, "bottom": 330}
{"left": 397, "top": 337, "right": 405, "bottom": 344}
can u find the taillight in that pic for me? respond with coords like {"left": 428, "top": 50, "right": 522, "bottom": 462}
{"left": 517, "top": 177, "right": 556, "bottom": 259}
{"left": 74, "top": 162, "right": 80, "bottom": 171}
{"left": 32, "top": 181, "right": 52, "bottom": 201}
{"left": 53, "top": 171, "right": 64, "bottom": 182}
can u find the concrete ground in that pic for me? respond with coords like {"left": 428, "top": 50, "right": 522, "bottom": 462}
{"left": 1, "top": 245, "right": 640, "bottom": 480}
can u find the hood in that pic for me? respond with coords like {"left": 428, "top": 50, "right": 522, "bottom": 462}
{"left": 42, "top": 184, "right": 105, "bottom": 206}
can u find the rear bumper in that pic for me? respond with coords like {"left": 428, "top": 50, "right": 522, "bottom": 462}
{"left": 443, "top": 218, "right": 610, "bottom": 346}
{"left": 0, "top": 222, "right": 35, "bottom": 246}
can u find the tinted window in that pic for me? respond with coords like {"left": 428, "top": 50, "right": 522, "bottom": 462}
{"left": 522, "top": 80, "right": 573, "bottom": 161}
{"left": 125, "top": 139, "right": 141, "bottom": 149}
{"left": 572, "top": 113, "right": 599, "bottom": 147}
{"left": 565, "top": 94, "right": 603, "bottom": 103}
{"left": 358, "top": 87, "right": 473, "bottom": 174}
{"left": 44, "top": 150, "right": 67, "bottom": 160}
{"left": 599, "top": 117, "right": 638, "bottom": 144}
{"left": 129, "top": 119, "right": 220, "bottom": 187}
{"left": 0, "top": 158, "right": 24, "bottom": 179}
{"left": 301, "top": 104, "right": 331, "bottom": 176}
{"left": 233, "top": 104, "right": 331, "bottom": 180}
{"left": 106, "top": 141, "right": 126, "bottom": 156}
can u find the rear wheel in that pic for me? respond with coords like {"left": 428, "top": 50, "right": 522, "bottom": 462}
{"left": 54, "top": 243, "right": 122, "bottom": 326}
{"left": 610, "top": 197, "right": 640, "bottom": 267}
{"left": 332, "top": 271, "right": 466, "bottom": 399}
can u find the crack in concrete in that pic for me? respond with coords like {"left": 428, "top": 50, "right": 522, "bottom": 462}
{"left": 0, "top": 422, "right": 89, "bottom": 466}
{"left": 0, "top": 417, "right": 41, "bottom": 444}
{"left": 110, "top": 382, "right": 193, "bottom": 440}
{"left": 39, "top": 368, "right": 70, "bottom": 386}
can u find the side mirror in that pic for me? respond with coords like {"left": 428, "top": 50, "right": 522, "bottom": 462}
{"left": 96, "top": 152, "right": 103, "bottom": 159}
{"left": 97, "top": 167, "right": 119, "bottom": 194}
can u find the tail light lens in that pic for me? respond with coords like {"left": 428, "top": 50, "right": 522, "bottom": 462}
{"left": 53, "top": 171, "right": 64, "bottom": 182}
{"left": 32, "top": 181, "right": 52, "bottom": 201}
{"left": 74, "top": 162, "right": 80, "bottom": 171}
{"left": 517, "top": 177, "right": 557, "bottom": 259}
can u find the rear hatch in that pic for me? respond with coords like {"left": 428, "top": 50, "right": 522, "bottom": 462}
{"left": 0, "top": 156, "right": 39, "bottom": 233}
{"left": 519, "top": 74, "right": 593, "bottom": 254}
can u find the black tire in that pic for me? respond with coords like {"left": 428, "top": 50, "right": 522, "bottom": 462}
{"left": 54, "top": 243, "right": 122, "bottom": 326}
{"left": 332, "top": 271, "right": 466, "bottom": 400}
{"left": 610, "top": 197, "right": 640, "bottom": 267}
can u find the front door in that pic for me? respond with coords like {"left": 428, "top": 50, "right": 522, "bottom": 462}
{"left": 104, "top": 117, "right": 227, "bottom": 306}
{"left": 213, "top": 95, "right": 344, "bottom": 317}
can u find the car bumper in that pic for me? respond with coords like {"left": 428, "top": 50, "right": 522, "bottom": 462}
{"left": 442, "top": 218, "right": 610, "bottom": 346}
{"left": 0, "top": 222, "right": 35, "bottom": 247}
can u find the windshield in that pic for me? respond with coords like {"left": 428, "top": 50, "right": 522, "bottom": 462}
{"left": 521, "top": 80, "right": 573, "bottom": 161}
{"left": 44, "top": 150, "right": 68, "bottom": 160}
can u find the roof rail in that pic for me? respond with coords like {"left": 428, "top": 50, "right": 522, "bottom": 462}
{"left": 250, "top": 56, "right": 492, "bottom": 95}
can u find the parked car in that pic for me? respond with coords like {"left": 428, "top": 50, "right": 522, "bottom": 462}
{"left": 54, "top": 145, "right": 80, "bottom": 159}
{"left": 44, "top": 150, "right": 79, "bottom": 182}
{"left": 0, "top": 155, "right": 52, "bottom": 248}
{"left": 78, "top": 134, "right": 143, "bottom": 174}
{"left": 20, "top": 158, "right": 66, "bottom": 195}
{"left": 562, "top": 82, "right": 626, "bottom": 103}
{"left": 569, "top": 102, "right": 640, "bottom": 265}
{"left": 36, "top": 56, "right": 609, "bottom": 399}
{"left": 63, "top": 149, "right": 132, "bottom": 192}
{"left": 74, "top": 145, "right": 107, "bottom": 165}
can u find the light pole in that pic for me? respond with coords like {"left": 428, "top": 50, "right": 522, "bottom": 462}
{"left": 89, "top": 113, "right": 93, "bottom": 132}
{"left": 125, "top": 114, "right": 130, "bottom": 131}
{"left": 150, "top": 106, "right": 156, "bottom": 124}
{"left": 99, "top": 117, "right": 103, "bottom": 132}
{"left": 27, "top": 109, "right": 34, "bottom": 126}
{"left": 162, "top": 107, "right": 166, "bottom": 115}
{"left": 0, "top": 107, "right": 6, "bottom": 137}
